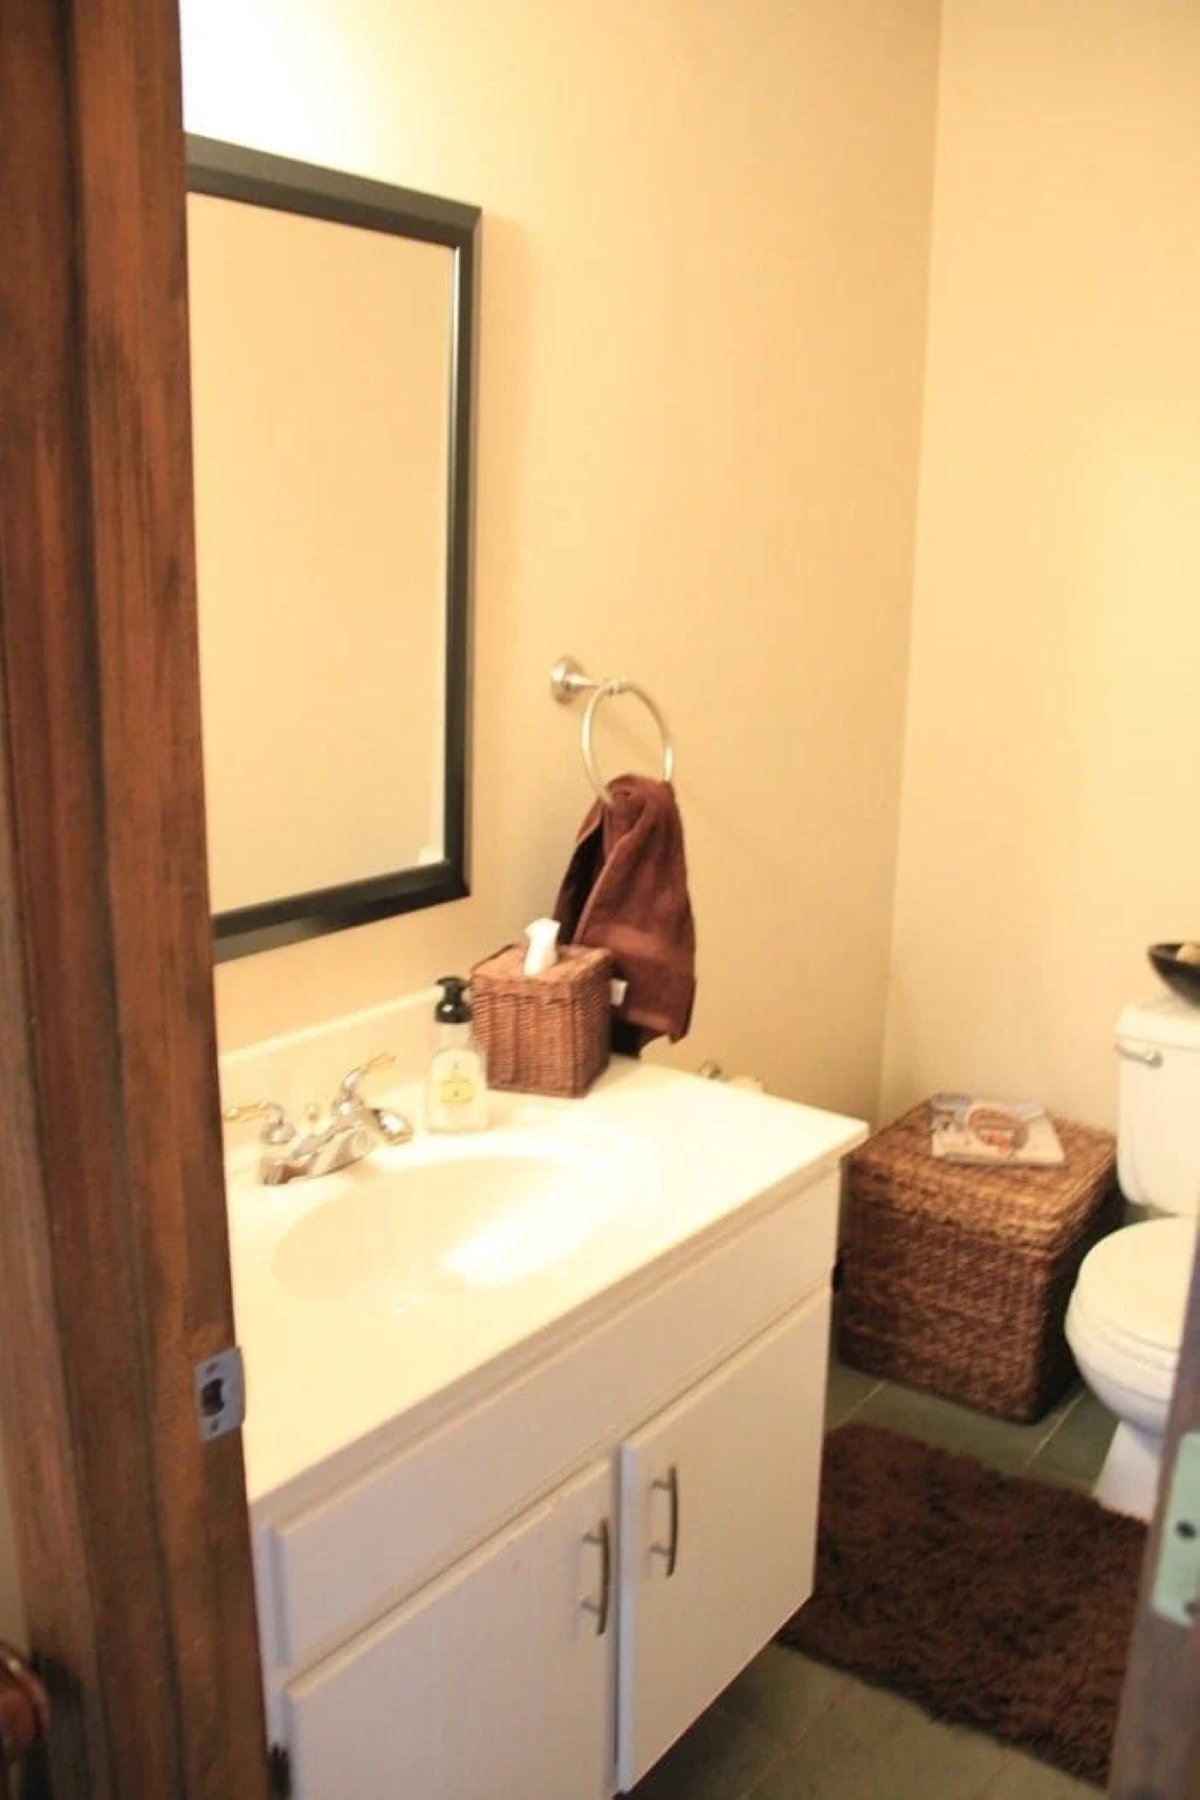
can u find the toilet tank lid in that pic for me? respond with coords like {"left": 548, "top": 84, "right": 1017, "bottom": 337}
{"left": 1118, "top": 994, "right": 1200, "bottom": 1053}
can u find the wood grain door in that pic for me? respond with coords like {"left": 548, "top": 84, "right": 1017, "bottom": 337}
{"left": 0, "top": 1, "right": 268, "bottom": 1794}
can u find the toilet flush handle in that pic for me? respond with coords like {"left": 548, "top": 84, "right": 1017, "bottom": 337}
{"left": 1115, "top": 1039, "right": 1163, "bottom": 1068}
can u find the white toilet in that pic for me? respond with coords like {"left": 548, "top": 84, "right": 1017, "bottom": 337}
{"left": 1065, "top": 993, "right": 1200, "bottom": 1519}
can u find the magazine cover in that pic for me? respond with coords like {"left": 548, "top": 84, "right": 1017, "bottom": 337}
{"left": 929, "top": 1093, "right": 1065, "bottom": 1167}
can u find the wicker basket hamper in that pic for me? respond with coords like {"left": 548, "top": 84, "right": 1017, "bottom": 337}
{"left": 470, "top": 943, "right": 613, "bottom": 1098}
{"left": 839, "top": 1102, "right": 1121, "bottom": 1422}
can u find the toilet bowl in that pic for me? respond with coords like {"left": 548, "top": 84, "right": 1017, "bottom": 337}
{"left": 1064, "top": 993, "right": 1200, "bottom": 1520}
{"left": 1066, "top": 1216, "right": 1193, "bottom": 1518}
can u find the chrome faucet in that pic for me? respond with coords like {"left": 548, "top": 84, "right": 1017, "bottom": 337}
{"left": 225, "top": 1053, "right": 414, "bottom": 1186}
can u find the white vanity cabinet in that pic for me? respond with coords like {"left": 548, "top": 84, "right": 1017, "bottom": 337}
{"left": 285, "top": 1459, "right": 615, "bottom": 1800}
{"left": 252, "top": 1167, "right": 844, "bottom": 1799}
{"left": 616, "top": 1301, "right": 826, "bottom": 1790}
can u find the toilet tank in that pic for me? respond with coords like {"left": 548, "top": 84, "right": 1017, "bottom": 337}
{"left": 1116, "top": 995, "right": 1200, "bottom": 1215}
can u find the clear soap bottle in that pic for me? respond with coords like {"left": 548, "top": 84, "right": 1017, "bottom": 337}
{"left": 425, "top": 975, "right": 488, "bottom": 1132}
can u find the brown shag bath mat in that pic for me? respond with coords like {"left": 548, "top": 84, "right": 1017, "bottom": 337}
{"left": 779, "top": 1424, "right": 1146, "bottom": 1787}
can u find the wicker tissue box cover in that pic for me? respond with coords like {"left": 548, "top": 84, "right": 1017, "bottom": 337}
{"left": 471, "top": 943, "right": 613, "bottom": 1098}
{"left": 839, "top": 1101, "right": 1121, "bottom": 1422}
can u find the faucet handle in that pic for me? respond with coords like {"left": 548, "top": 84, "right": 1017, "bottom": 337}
{"left": 333, "top": 1051, "right": 396, "bottom": 1109}
{"left": 222, "top": 1100, "right": 296, "bottom": 1145}
{"left": 331, "top": 1053, "right": 414, "bottom": 1146}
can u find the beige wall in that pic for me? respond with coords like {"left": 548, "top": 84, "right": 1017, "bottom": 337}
{"left": 881, "top": 0, "right": 1200, "bottom": 1130}
{"left": 184, "top": 0, "right": 943, "bottom": 1124}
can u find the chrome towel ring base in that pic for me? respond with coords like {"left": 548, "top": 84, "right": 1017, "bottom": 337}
{"left": 550, "top": 656, "right": 675, "bottom": 805}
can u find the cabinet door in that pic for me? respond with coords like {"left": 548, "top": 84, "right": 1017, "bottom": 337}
{"left": 617, "top": 1294, "right": 829, "bottom": 1790}
{"left": 285, "top": 1459, "right": 615, "bottom": 1800}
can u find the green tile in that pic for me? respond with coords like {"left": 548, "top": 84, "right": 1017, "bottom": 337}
{"left": 744, "top": 1679, "right": 909, "bottom": 1800}
{"left": 981, "top": 1747, "right": 1103, "bottom": 1796}
{"left": 869, "top": 1716, "right": 1008, "bottom": 1800}
{"left": 1029, "top": 1392, "right": 1115, "bottom": 1486}
{"left": 750, "top": 1676, "right": 1006, "bottom": 1800}
{"left": 825, "top": 1362, "right": 882, "bottom": 1429}
{"left": 1049, "top": 1379, "right": 1087, "bottom": 1415}
{"left": 1022, "top": 1464, "right": 1095, "bottom": 1499}
{"left": 1032, "top": 1381, "right": 1088, "bottom": 1433}
{"left": 855, "top": 1381, "right": 1058, "bottom": 1474}
{"left": 628, "top": 1697, "right": 781, "bottom": 1800}
{"left": 719, "top": 1645, "right": 847, "bottom": 1748}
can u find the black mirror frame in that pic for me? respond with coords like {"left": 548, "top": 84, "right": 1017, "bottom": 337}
{"left": 185, "top": 135, "right": 478, "bottom": 962}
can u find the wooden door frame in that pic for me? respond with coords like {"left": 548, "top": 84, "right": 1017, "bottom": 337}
{"left": 0, "top": 2, "right": 267, "bottom": 1795}
{"left": 1110, "top": 1240, "right": 1200, "bottom": 1798}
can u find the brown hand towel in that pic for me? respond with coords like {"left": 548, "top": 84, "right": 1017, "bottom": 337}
{"left": 553, "top": 774, "right": 696, "bottom": 1055}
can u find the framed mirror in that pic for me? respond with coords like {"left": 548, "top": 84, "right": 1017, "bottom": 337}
{"left": 185, "top": 136, "right": 479, "bottom": 961}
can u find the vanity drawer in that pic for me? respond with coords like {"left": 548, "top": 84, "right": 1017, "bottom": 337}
{"left": 260, "top": 1170, "right": 838, "bottom": 1676}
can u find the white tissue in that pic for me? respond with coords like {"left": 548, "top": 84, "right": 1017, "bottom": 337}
{"left": 523, "top": 917, "right": 561, "bottom": 976}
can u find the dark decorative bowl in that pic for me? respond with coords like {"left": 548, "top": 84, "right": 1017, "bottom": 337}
{"left": 1148, "top": 943, "right": 1200, "bottom": 1004}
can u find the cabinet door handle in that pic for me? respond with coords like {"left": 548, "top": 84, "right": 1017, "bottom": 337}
{"left": 650, "top": 1465, "right": 680, "bottom": 1577}
{"left": 582, "top": 1519, "right": 611, "bottom": 1635}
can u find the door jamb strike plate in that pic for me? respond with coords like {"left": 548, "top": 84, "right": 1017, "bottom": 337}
{"left": 1152, "top": 1429, "right": 1200, "bottom": 1628}
{"left": 194, "top": 1346, "right": 245, "bottom": 1442}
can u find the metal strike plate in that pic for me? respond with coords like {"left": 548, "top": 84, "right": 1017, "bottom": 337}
{"left": 1152, "top": 1430, "right": 1200, "bottom": 1628}
{"left": 194, "top": 1346, "right": 246, "bottom": 1443}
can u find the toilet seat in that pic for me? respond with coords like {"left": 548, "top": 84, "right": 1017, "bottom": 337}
{"left": 1068, "top": 1218, "right": 1194, "bottom": 1392}
{"left": 1068, "top": 1297, "right": 1177, "bottom": 1409}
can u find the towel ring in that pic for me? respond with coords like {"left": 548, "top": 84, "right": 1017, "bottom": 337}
{"left": 550, "top": 656, "right": 675, "bottom": 805}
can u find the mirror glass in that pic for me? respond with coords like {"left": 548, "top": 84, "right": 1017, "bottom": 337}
{"left": 185, "top": 138, "right": 478, "bottom": 960}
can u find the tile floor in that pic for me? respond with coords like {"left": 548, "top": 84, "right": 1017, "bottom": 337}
{"left": 627, "top": 1357, "right": 1118, "bottom": 1800}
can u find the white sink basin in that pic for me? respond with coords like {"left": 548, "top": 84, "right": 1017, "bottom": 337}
{"left": 272, "top": 1129, "right": 649, "bottom": 1309}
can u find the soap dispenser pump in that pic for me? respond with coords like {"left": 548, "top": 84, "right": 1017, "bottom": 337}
{"left": 426, "top": 975, "right": 488, "bottom": 1133}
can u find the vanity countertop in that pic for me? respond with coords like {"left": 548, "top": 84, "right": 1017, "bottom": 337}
{"left": 225, "top": 1058, "right": 866, "bottom": 1511}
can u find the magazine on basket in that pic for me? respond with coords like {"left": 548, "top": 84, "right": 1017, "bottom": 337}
{"left": 929, "top": 1093, "right": 1065, "bottom": 1167}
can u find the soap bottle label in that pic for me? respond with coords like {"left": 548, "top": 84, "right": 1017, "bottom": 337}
{"left": 427, "top": 1046, "right": 487, "bottom": 1131}
{"left": 434, "top": 1050, "right": 479, "bottom": 1111}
